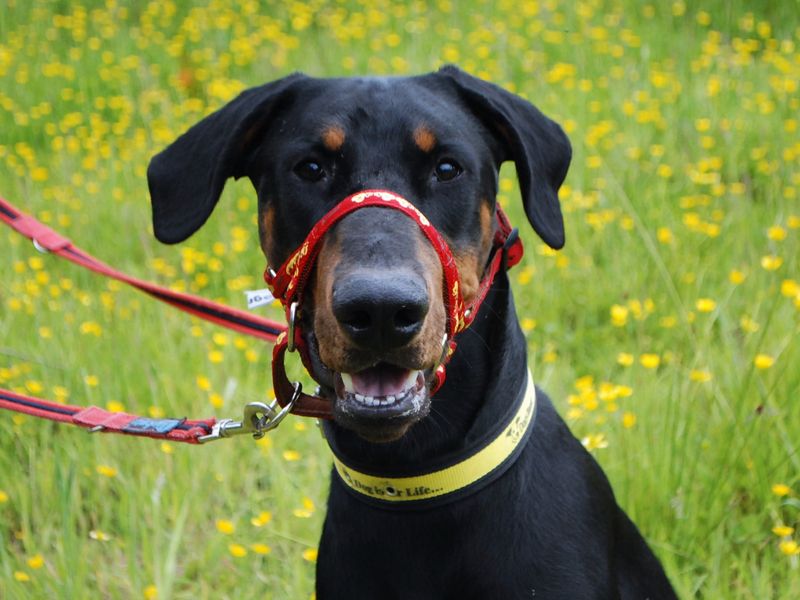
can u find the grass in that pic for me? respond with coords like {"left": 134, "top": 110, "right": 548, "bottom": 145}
{"left": 1, "top": 0, "right": 799, "bottom": 598}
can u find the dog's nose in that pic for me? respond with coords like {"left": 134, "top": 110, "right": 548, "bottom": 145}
{"left": 332, "top": 272, "right": 429, "bottom": 351}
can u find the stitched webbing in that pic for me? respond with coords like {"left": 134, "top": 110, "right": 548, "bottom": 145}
{"left": 0, "top": 196, "right": 286, "bottom": 343}
{"left": 0, "top": 388, "right": 214, "bottom": 444}
{"left": 264, "top": 190, "right": 523, "bottom": 415}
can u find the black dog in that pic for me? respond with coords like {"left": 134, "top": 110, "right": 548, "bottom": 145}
{"left": 148, "top": 66, "right": 677, "bottom": 599}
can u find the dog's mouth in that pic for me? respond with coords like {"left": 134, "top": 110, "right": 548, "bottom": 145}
{"left": 331, "top": 363, "right": 430, "bottom": 443}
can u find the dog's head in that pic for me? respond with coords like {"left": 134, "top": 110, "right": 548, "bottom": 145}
{"left": 148, "top": 66, "right": 570, "bottom": 442}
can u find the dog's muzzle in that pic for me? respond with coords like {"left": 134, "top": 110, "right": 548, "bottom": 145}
{"left": 264, "top": 190, "right": 524, "bottom": 421}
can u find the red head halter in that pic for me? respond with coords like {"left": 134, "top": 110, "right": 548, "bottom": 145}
{"left": 264, "top": 190, "right": 523, "bottom": 419}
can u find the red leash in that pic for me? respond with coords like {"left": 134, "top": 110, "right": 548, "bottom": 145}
{"left": 1, "top": 191, "right": 522, "bottom": 442}
{"left": 0, "top": 196, "right": 286, "bottom": 343}
{"left": 0, "top": 387, "right": 215, "bottom": 444}
{"left": 1, "top": 195, "right": 289, "bottom": 443}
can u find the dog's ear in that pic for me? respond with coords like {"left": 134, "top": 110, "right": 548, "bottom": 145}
{"left": 436, "top": 65, "right": 571, "bottom": 249}
{"left": 148, "top": 73, "right": 306, "bottom": 244}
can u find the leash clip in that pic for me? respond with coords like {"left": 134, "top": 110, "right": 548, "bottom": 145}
{"left": 198, "top": 385, "right": 302, "bottom": 443}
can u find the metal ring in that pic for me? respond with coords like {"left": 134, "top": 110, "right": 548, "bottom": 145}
{"left": 258, "top": 382, "right": 303, "bottom": 435}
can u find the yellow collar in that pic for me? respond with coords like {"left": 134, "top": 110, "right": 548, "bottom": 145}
{"left": 326, "top": 371, "right": 537, "bottom": 508}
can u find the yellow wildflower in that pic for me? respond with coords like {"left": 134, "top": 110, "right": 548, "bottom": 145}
{"left": 622, "top": 412, "right": 637, "bottom": 429}
{"left": 689, "top": 369, "right": 713, "bottom": 383}
{"left": 754, "top": 354, "right": 775, "bottom": 370}
{"left": 283, "top": 450, "right": 301, "bottom": 461}
{"left": 581, "top": 433, "right": 609, "bottom": 451}
{"left": 216, "top": 519, "right": 235, "bottom": 535}
{"left": 728, "top": 269, "right": 746, "bottom": 284}
{"left": 760, "top": 255, "right": 782, "bottom": 271}
{"left": 251, "top": 543, "right": 271, "bottom": 555}
{"left": 106, "top": 401, "right": 125, "bottom": 413}
{"left": 772, "top": 483, "right": 792, "bottom": 497}
{"left": 302, "top": 548, "right": 319, "bottom": 562}
{"left": 96, "top": 465, "right": 118, "bottom": 478}
{"left": 610, "top": 304, "right": 629, "bottom": 327}
{"left": 251, "top": 511, "right": 273, "bottom": 527}
{"left": 617, "top": 353, "right": 634, "bottom": 367}
{"left": 27, "top": 554, "right": 44, "bottom": 569}
{"left": 781, "top": 280, "right": 799, "bottom": 298}
{"left": 89, "top": 530, "right": 111, "bottom": 542}
{"left": 640, "top": 354, "right": 661, "bottom": 369}
{"left": 695, "top": 298, "right": 716, "bottom": 313}
{"left": 779, "top": 540, "right": 800, "bottom": 556}
{"left": 767, "top": 226, "right": 786, "bottom": 241}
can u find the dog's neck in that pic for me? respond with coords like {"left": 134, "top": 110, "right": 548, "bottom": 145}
{"left": 323, "top": 272, "right": 528, "bottom": 472}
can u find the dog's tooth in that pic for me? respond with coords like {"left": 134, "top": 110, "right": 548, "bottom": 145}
{"left": 415, "top": 371, "right": 425, "bottom": 391}
{"left": 341, "top": 373, "right": 355, "bottom": 393}
{"left": 385, "top": 395, "right": 395, "bottom": 403}
{"left": 357, "top": 394, "right": 378, "bottom": 406}
{"left": 404, "top": 370, "right": 419, "bottom": 391}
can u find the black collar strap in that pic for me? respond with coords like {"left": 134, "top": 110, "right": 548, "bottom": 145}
{"left": 323, "top": 371, "right": 537, "bottom": 510}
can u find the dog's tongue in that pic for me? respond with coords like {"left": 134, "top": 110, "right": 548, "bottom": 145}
{"left": 351, "top": 364, "right": 411, "bottom": 397}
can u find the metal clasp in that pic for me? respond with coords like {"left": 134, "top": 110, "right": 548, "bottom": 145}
{"left": 198, "top": 383, "right": 302, "bottom": 443}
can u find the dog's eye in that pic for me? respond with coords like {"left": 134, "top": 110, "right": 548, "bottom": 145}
{"left": 294, "top": 160, "right": 326, "bottom": 182}
{"left": 434, "top": 159, "right": 463, "bottom": 182}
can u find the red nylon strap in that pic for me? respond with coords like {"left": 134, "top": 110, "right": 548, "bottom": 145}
{"left": 0, "top": 388, "right": 215, "bottom": 444}
{"left": 72, "top": 407, "right": 214, "bottom": 443}
{"left": 265, "top": 190, "right": 523, "bottom": 417}
{"left": 266, "top": 190, "right": 466, "bottom": 339}
{"left": 0, "top": 192, "right": 523, "bottom": 428}
{"left": 1, "top": 194, "right": 280, "bottom": 440}
{"left": 0, "top": 196, "right": 286, "bottom": 343}
{"left": 271, "top": 334, "right": 338, "bottom": 419}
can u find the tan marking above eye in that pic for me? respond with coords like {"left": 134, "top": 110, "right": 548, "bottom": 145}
{"left": 321, "top": 125, "right": 346, "bottom": 151}
{"left": 413, "top": 125, "right": 437, "bottom": 153}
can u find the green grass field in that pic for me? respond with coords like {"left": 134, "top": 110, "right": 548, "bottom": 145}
{"left": 1, "top": 1, "right": 799, "bottom": 598}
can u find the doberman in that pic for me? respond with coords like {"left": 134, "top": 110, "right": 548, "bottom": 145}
{"left": 148, "top": 66, "right": 677, "bottom": 599}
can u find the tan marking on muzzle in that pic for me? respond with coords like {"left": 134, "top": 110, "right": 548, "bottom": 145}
{"left": 321, "top": 125, "right": 346, "bottom": 152}
{"left": 310, "top": 218, "right": 447, "bottom": 374}
{"left": 309, "top": 235, "right": 346, "bottom": 367}
{"left": 258, "top": 204, "right": 276, "bottom": 265}
{"left": 451, "top": 201, "right": 494, "bottom": 305}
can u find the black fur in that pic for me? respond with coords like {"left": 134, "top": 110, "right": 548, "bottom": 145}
{"left": 149, "top": 66, "right": 677, "bottom": 599}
